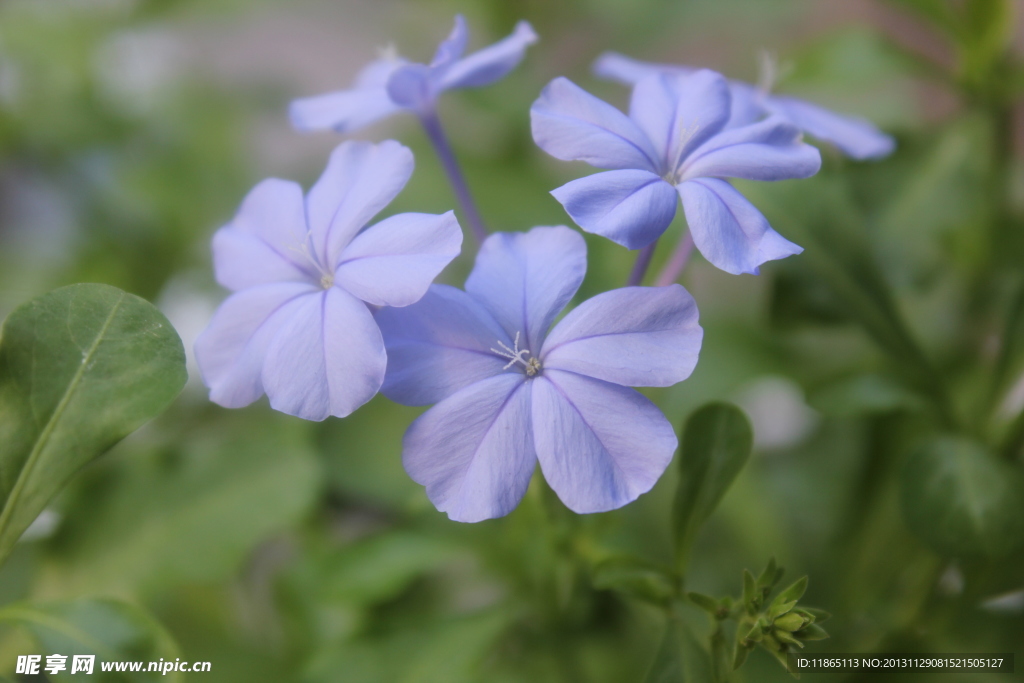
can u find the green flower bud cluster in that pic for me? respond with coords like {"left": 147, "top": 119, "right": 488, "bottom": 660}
{"left": 688, "top": 557, "right": 830, "bottom": 675}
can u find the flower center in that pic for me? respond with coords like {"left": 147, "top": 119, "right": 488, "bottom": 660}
{"left": 665, "top": 120, "right": 701, "bottom": 182}
{"left": 321, "top": 272, "right": 334, "bottom": 289}
{"left": 491, "top": 331, "right": 542, "bottom": 377}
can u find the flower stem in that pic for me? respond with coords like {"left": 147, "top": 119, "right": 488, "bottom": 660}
{"left": 654, "top": 232, "right": 695, "bottom": 287}
{"left": 627, "top": 242, "right": 658, "bottom": 287}
{"left": 418, "top": 110, "right": 488, "bottom": 245}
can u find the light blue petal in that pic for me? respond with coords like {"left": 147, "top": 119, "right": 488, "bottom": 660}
{"left": 430, "top": 14, "right": 469, "bottom": 68}
{"left": 289, "top": 58, "right": 405, "bottom": 133}
{"left": 541, "top": 284, "right": 702, "bottom": 387}
{"left": 262, "top": 287, "right": 385, "bottom": 420}
{"left": 212, "top": 178, "right": 314, "bottom": 291}
{"left": 378, "top": 285, "right": 512, "bottom": 406}
{"left": 767, "top": 95, "right": 896, "bottom": 160}
{"left": 306, "top": 140, "right": 414, "bottom": 269}
{"left": 726, "top": 81, "right": 768, "bottom": 128}
{"left": 403, "top": 373, "right": 536, "bottom": 523}
{"left": 532, "top": 370, "right": 677, "bottom": 514}
{"left": 531, "top": 77, "right": 660, "bottom": 172}
{"left": 439, "top": 20, "right": 538, "bottom": 91}
{"left": 679, "top": 178, "right": 802, "bottom": 275}
{"left": 195, "top": 282, "right": 318, "bottom": 409}
{"left": 465, "top": 226, "right": 587, "bottom": 352}
{"left": 550, "top": 170, "right": 676, "bottom": 250}
{"left": 592, "top": 51, "right": 678, "bottom": 84}
{"left": 630, "top": 71, "right": 731, "bottom": 173}
{"left": 680, "top": 116, "right": 821, "bottom": 182}
{"left": 336, "top": 210, "right": 462, "bottom": 307}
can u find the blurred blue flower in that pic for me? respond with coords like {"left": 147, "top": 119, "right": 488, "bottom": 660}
{"left": 195, "top": 140, "right": 461, "bottom": 421}
{"left": 594, "top": 52, "right": 896, "bottom": 161}
{"left": 290, "top": 15, "right": 537, "bottom": 133}
{"left": 376, "top": 226, "right": 703, "bottom": 522}
{"left": 531, "top": 70, "right": 821, "bottom": 274}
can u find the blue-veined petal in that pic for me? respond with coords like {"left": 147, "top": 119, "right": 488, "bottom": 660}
{"left": 630, "top": 71, "right": 731, "bottom": 173}
{"left": 261, "top": 287, "right": 386, "bottom": 420}
{"left": 403, "top": 373, "right": 535, "bottom": 523}
{"left": 541, "top": 284, "right": 702, "bottom": 387}
{"left": 680, "top": 116, "right": 821, "bottom": 182}
{"left": 532, "top": 370, "right": 677, "bottom": 513}
{"left": 767, "top": 95, "right": 895, "bottom": 160}
{"left": 550, "top": 169, "right": 676, "bottom": 250}
{"left": 430, "top": 14, "right": 469, "bottom": 68}
{"left": 336, "top": 210, "right": 462, "bottom": 307}
{"left": 592, "top": 51, "right": 678, "bottom": 84}
{"left": 726, "top": 81, "right": 768, "bottom": 128}
{"left": 679, "top": 177, "right": 802, "bottom": 275}
{"left": 378, "top": 285, "right": 512, "bottom": 406}
{"left": 305, "top": 140, "right": 414, "bottom": 269}
{"left": 465, "top": 227, "right": 586, "bottom": 351}
{"left": 212, "top": 179, "right": 314, "bottom": 291}
{"left": 439, "top": 20, "right": 538, "bottom": 91}
{"left": 289, "top": 58, "right": 405, "bottom": 133}
{"left": 195, "top": 282, "right": 318, "bottom": 409}
{"left": 531, "top": 77, "right": 660, "bottom": 172}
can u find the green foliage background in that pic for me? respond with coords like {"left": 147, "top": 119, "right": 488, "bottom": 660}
{"left": 0, "top": 0, "right": 1022, "bottom": 680}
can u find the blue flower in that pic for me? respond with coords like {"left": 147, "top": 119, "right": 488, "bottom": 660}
{"left": 195, "top": 140, "right": 462, "bottom": 421}
{"left": 593, "top": 52, "right": 896, "bottom": 161}
{"left": 290, "top": 15, "right": 537, "bottom": 133}
{"left": 376, "top": 226, "right": 703, "bottom": 522}
{"left": 531, "top": 70, "right": 822, "bottom": 275}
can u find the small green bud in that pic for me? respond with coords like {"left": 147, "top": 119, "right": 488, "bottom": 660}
{"left": 802, "top": 607, "right": 831, "bottom": 623}
{"left": 774, "top": 611, "right": 808, "bottom": 632}
{"left": 796, "top": 623, "right": 830, "bottom": 641}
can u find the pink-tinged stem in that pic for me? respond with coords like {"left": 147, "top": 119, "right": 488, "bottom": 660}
{"left": 627, "top": 242, "right": 658, "bottom": 287}
{"left": 419, "top": 110, "right": 488, "bottom": 245}
{"left": 654, "top": 232, "right": 695, "bottom": 287}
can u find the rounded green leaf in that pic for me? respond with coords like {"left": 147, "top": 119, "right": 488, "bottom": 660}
{"left": 673, "top": 403, "right": 753, "bottom": 573}
{"left": 0, "top": 284, "right": 186, "bottom": 565}
{"left": 901, "top": 436, "right": 1024, "bottom": 558}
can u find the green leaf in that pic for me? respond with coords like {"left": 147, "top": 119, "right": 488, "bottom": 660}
{"left": 771, "top": 577, "right": 809, "bottom": 613}
{"left": 642, "top": 618, "right": 714, "bottom": 683}
{"left": 0, "top": 598, "right": 181, "bottom": 682}
{"left": 742, "top": 569, "right": 757, "bottom": 614}
{"left": 673, "top": 403, "right": 753, "bottom": 573}
{"left": 0, "top": 284, "right": 186, "bottom": 567}
{"left": 901, "top": 436, "right": 1024, "bottom": 557}
{"left": 592, "top": 557, "right": 675, "bottom": 606}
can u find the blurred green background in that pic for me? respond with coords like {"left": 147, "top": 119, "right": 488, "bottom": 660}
{"left": 0, "top": 0, "right": 1022, "bottom": 681}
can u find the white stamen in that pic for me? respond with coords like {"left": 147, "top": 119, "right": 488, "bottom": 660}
{"left": 377, "top": 42, "right": 400, "bottom": 62}
{"left": 321, "top": 272, "right": 334, "bottom": 289}
{"left": 490, "top": 331, "right": 541, "bottom": 376}
{"left": 757, "top": 50, "right": 780, "bottom": 95}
